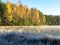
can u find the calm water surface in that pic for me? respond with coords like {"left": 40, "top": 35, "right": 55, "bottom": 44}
{"left": 0, "top": 26, "right": 60, "bottom": 45}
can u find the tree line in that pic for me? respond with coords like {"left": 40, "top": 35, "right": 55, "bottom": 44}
{"left": 0, "top": 0, "right": 60, "bottom": 26}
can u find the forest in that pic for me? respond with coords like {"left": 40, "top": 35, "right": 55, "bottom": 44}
{"left": 0, "top": 0, "right": 60, "bottom": 26}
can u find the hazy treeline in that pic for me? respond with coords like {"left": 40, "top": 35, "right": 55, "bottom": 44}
{"left": 0, "top": 0, "right": 60, "bottom": 26}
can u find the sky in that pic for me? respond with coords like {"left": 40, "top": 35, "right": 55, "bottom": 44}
{"left": 2, "top": 0, "right": 60, "bottom": 15}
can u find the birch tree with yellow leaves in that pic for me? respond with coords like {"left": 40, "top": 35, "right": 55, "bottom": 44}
{"left": 3, "top": 0, "right": 13, "bottom": 25}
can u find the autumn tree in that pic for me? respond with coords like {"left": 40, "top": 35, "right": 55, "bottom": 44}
{"left": 3, "top": 1, "right": 13, "bottom": 25}
{"left": 31, "top": 8, "right": 40, "bottom": 25}
{"left": 0, "top": 0, "right": 60, "bottom": 25}
{"left": 43, "top": 15, "right": 46, "bottom": 24}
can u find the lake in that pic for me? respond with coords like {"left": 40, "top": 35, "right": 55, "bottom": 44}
{"left": 0, "top": 26, "right": 60, "bottom": 45}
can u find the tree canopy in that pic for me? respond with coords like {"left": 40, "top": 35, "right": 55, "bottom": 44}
{"left": 0, "top": 0, "right": 60, "bottom": 26}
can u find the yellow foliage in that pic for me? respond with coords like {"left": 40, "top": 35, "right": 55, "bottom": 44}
{"left": 6, "top": 2, "right": 13, "bottom": 22}
{"left": 6, "top": 2, "right": 12, "bottom": 14}
{"left": 5, "top": 2, "right": 41, "bottom": 24}
{"left": 27, "top": 9, "right": 31, "bottom": 18}
{"left": 43, "top": 15, "right": 46, "bottom": 24}
{"left": 13, "top": 5, "right": 28, "bottom": 19}
{"left": 8, "top": 14, "right": 13, "bottom": 22}
{"left": 31, "top": 8, "right": 40, "bottom": 24}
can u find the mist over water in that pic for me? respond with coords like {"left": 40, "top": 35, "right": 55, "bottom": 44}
{"left": 0, "top": 26, "right": 60, "bottom": 45}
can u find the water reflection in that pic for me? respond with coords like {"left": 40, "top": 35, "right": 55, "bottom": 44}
{"left": 0, "top": 26, "right": 60, "bottom": 45}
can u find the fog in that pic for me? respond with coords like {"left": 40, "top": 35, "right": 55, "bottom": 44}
{"left": 0, "top": 26, "right": 60, "bottom": 45}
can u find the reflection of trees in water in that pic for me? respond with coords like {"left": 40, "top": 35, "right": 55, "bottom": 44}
{"left": 0, "top": 32, "right": 60, "bottom": 45}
